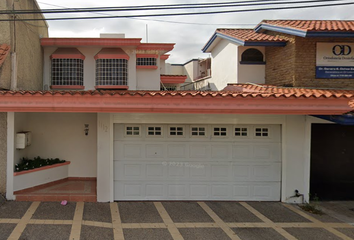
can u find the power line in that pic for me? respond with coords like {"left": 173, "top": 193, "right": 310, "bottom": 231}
{"left": 37, "top": 2, "right": 255, "bottom": 26}
{"left": 132, "top": 18, "right": 257, "bottom": 26}
{"left": 0, "top": 1, "right": 352, "bottom": 21}
{"left": 1, "top": 0, "right": 348, "bottom": 14}
{"left": 15, "top": 0, "right": 324, "bottom": 12}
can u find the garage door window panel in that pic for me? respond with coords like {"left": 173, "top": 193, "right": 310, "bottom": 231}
{"left": 169, "top": 126, "right": 184, "bottom": 137}
{"left": 190, "top": 126, "right": 207, "bottom": 137}
{"left": 234, "top": 126, "right": 249, "bottom": 138}
{"left": 125, "top": 125, "right": 141, "bottom": 137}
{"left": 255, "top": 127, "right": 270, "bottom": 138}
{"left": 213, "top": 126, "right": 228, "bottom": 137}
{"left": 147, "top": 126, "right": 163, "bottom": 137}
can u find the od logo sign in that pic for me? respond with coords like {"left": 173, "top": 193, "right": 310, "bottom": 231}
{"left": 332, "top": 45, "right": 352, "bottom": 56}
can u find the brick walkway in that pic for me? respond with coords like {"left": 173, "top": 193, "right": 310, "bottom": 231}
{"left": 0, "top": 201, "right": 354, "bottom": 240}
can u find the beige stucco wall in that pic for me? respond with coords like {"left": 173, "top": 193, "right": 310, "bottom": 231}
{"left": 0, "top": 113, "right": 7, "bottom": 193}
{"left": 183, "top": 60, "right": 198, "bottom": 83}
{"left": 0, "top": 0, "right": 48, "bottom": 90}
{"left": 165, "top": 64, "right": 184, "bottom": 75}
{"left": 209, "top": 39, "right": 238, "bottom": 90}
{"left": 237, "top": 46, "right": 265, "bottom": 84}
{"left": 0, "top": 1, "right": 12, "bottom": 89}
{"left": 22, "top": 113, "right": 98, "bottom": 178}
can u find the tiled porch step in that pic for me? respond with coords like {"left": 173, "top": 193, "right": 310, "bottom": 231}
{"left": 16, "top": 194, "right": 97, "bottom": 202}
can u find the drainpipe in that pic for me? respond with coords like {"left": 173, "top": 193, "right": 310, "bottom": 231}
{"left": 10, "top": 53, "right": 17, "bottom": 90}
{"left": 10, "top": 0, "right": 18, "bottom": 90}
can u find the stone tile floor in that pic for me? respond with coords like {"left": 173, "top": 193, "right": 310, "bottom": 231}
{"left": 0, "top": 201, "right": 354, "bottom": 240}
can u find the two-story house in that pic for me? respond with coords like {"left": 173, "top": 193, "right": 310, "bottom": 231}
{"left": 1, "top": 20, "right": 354, "bottom": 204}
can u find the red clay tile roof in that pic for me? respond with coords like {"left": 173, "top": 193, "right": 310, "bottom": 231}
{"left": 160, "top": 74, "right": 187, "bottom": 77}
{"left": 0, "top": 44, "right": 10, "bottom": 67}
{"left": 259, "top": 20, "right": 354, "bottom": 32}
{"left": 216, "top": 29, "right": 286, "bottom": 42}
{"left": 223, "top": 84, "right": 354, "bottom": 99}
{"left": 350, "top": 99, "right": 354, "bottom": 108}
{"left": 0, "top": 86, "right": 353, "bottom": 99}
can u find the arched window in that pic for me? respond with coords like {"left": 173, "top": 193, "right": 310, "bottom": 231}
{"left": 241, "top": 48, "right": 264, "bottom": 64}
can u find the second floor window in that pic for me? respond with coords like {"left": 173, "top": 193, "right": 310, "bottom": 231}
{"left": 241, "top": 48, "right": 264, "bottom": 64}
{"left": 51, "top": 58, "right": 84, "bottom": 86}
{"left": 137, "top": 57, "right": 156, "bottom": 66}
{"left": 95, "top": 59, "right": 128, "bottom": 86}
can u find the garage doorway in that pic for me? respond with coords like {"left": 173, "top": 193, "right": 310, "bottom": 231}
{"left": 113, "top": 124, "right": 281, "bottom": 201}
{"left": 310, "top": 124, "right": 354, "bottom": 200}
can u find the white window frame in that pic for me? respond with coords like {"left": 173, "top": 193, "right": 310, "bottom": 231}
{"left": 254, "top": 126, "right": 271, "bottom": 138}
{"left": 190, "top": 125, "right": 207, "bottom": 138}
{"left": 146, "top": 125, "right": 164, "bottom": 137}
{"left": 168, "top": 125, "right": 185, "bottom": 137}
{"left": 234, "top": 126, "right": 250, "bottom": 138}
{"left": 212, "top": 126, "right": 228, "bottom": 137}
{"left": 124, "top": 125, "right": 141, "bottom": 137}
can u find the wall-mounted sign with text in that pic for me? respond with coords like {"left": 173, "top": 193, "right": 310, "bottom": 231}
{"left": 316, "top": 43, "right": 354, "bottom": 79}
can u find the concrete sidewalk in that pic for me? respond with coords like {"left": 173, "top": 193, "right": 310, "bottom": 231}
{"left": 0, "top": 201, "right": 354, "bottom": 240}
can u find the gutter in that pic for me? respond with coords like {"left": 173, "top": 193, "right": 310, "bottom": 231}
{"left": 313, "top": 114, "right": 354, "bottom": 125}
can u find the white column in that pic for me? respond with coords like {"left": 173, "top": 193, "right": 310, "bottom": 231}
{"left": 282, "top": 115, "right": 307, "bottom": 203}
{"left": 6, "top": 112, "right": 15, "bottom": 200}
{"left": 97, "top": 113, "right": 113, "bottom": 202}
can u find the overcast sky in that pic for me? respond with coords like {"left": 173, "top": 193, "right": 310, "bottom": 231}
{"left": 36, "top": 0, "right": 353, "bottom": 64}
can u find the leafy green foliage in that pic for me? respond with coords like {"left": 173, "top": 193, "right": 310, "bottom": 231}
{"left": 300, "top": 193, "right": 323, "bottom": 215}
{"left": 14, "top": 156, "right": 66, "bottom": 172}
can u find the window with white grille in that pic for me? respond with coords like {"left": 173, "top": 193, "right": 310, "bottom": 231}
{"left": 96, "top": 59, "right": 128, "bottom": 86}
{"left": 255, "top": 127, "right": 269, "bottom": 137}
{"left": 169, "top": 126, "right": 184, "bottom": 136}
{"left": 213, "top": 127, "right": 227, "bottom": 136}
{"left": 137, "top": 58, "right": 157, "bottom": 66}
{"left": 125, "top": 126, "right": 140, "bottom": 136}
{"left": 235, "top": 127, "right": 248, "bottom": 137}
{"left": 51, "top": 59, "right": 84, "bottom": 86}
{"left": 147, "top": 126, "right": 162, "bottom": 136}
{"left": 191, "top": 127, "right": 206, "bottom": 136}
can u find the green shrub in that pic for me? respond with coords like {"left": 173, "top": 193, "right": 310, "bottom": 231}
{"left": 14, "top": 156, "right": 66, "bottom": 172}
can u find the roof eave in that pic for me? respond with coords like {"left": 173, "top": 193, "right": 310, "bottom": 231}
{"left": 243, "top": 41, "right": 287, "bottom": 47}
{"left": 202, "top": 32, "right": 218, "bottom": 52}
{"left": 306, "top": 32, "right": 354, "bottom": 37}
{"left": 202, "top": 31, "right": 286, "bottom": 51}
{"left": 255, "top": 24, "right": 307, "bottom": 37}
{"left": 0, "top": 94, "right": 351, "bottom": 115}
{"left": 255, "top": 24, "right": 354, "bottom": 38}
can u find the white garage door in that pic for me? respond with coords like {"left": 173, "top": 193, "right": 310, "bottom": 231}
{"left": 113, "top": 124, "right": 281, "bottom": 201}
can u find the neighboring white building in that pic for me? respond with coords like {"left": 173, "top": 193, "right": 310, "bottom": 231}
{"left": 166, "top": 58, "right": 211, "bottom": 90}
{"left": 202, "top": 29, "right": 286, "bottom": 90}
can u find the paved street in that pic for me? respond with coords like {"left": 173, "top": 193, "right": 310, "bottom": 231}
{"left": 0, "top": 201, "right": 354, "bottom": 240}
